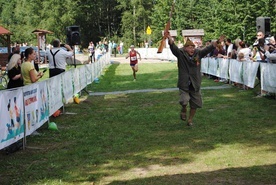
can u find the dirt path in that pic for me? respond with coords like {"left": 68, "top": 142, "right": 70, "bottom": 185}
{"left": 89, "top": 85, "right": 231, "bottom": 96}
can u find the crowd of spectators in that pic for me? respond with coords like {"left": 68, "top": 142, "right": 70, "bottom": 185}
{"left": 203, "top": 31, "right": 275, "bottom": 96}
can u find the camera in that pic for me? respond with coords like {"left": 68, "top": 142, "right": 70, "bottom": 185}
{"left": 253, "top": 40, "right": 259, "bottom": 47}
{"left": 60, "top": 44, "right": 65, "bottom": 47}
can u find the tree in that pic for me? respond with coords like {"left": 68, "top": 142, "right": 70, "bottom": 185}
{"left": 0, "top": 0, "right": 275, "bottom": 49}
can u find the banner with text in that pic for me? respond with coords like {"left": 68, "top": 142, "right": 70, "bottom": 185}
{"left": 0, "top": 89, "right": 24, "bottom": 150}
{"left": 23, "top": 82, "right": 48, "bottom": 136}
{"left": 62, "top": 70, "right": 74, "bottom": 103}
{"left": 47, "top": 75, "right": 63, "bottom": 116}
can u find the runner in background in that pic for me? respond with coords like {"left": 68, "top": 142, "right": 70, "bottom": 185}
{"left": 125, "top": 45, "right": 141, "bottom": 81}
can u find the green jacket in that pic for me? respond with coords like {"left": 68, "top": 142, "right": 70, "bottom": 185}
{"left": 170, "top": 43, "right": 215, "bottom": 92}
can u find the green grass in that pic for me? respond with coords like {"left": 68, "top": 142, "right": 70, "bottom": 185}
{"left": 89, "top": 62, "right": 221, "bottom": 92}
{"left": 0, "top": 62, "right": 275, "bottom": 185}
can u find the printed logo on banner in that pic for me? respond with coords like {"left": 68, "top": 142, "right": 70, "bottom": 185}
{"left": 0, "top": 89, "right": 24, "bottom": 150}
{"left": 23, "top": 82, "right": 49, "bottom": 136}
{"left": 47, "top": 75, "right": 63, "bottom": 116}
{"left": 38, "top": 81, "right": 49, "bottom": 123}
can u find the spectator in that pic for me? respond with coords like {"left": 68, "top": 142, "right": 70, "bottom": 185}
{"left": 213, "top": 43, "right": 226, "bottom": 58}
{"left": 223, "top": 38, "right": 233, "bottom": 59}
{"left": 264, "top": 39, "right": 276, "bottom": 63}
{"left": 88, "top": 41, "right": 95, "bottom": 63}
{"left": 252, "top": 38, "right": 266, "bottom": 62}
{"left": 145, "top": 40, "right": 149, "bottom": 48}
{"left": 46, "top": 39, "right": 73, "bottom": 77}
{"left": 219, "top": 38, "right": 233, "bottom": 83}
{"left": 104, "top": 41, "right": 108, "bottom": 53}
{"left": 252, "top": 32, "right": 269, "bottom": 97}
{"left": 112, "top": 41, "right": 117, "bottom": 57}
{"left": 232, "top": 38, "right": 242, "bottom": 59}
{"left": 119, "top": 41, "right": 124, "bottom": 54}
{"left": 268, "top": 35, "right": 276, "bottom": 47}
{"left": 21, "top": 48, "right": 45, "bottom": 135}
{"left": 8, "top": 45, "right": 20, "bottom": 61}
{"left": 108, "top": 41, "right": 113, "bottom": 55}
{"left": 21, "top": 47, "right": 44, "bottom": 85}
{"left": 213, "top": 43, "right": 226, "bottom": 82}
{"left": 237, "top": 41, "right": 252, "bottom": 61}
{"left": 165, "top": 32, "right": 218, "bottom": 126}
{"left": 7, "top": 54, "right": 23, "bottom": 89}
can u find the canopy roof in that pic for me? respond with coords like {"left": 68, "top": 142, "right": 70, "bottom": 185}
{"left": 0, "top": 26, "right": 12, "bottom": 35}
{"left": 32, "top": 29, "right": 53, "bottom": 34}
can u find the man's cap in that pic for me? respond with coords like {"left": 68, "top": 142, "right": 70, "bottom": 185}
{"left": 184, "top": 38, "right": 195, "bottom": 47}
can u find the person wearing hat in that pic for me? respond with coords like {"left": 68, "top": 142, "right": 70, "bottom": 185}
{"left": 125, "top": 45, "right": 141, "bottom": 81}
{"left": 7, "top": 53, "right": 24, "bottom": 89}
{"left": 165, "top": 32, "right": 218, "bottom": 126}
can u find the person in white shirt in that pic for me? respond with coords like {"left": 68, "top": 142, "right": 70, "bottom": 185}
{"left": 119, "top": 41, "right": 124, "bottom": 54}
{"left": 46, "top": 39, "right": 73, "bottom": 77}
{"left": 264, "top": 45, "right": 276, "bottom": 62}
{"left": 237, "top": 41, "right": 252, "bottom": 61}
{"left": 223, "top": 38, "right": 233, "bottom": 58}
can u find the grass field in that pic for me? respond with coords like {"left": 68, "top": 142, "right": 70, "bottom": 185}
{"left": 0, "top": 62, "right": 275, "bottom": 185}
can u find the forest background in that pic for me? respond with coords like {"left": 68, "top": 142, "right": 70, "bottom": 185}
{"left": 0, "top": 0, "right": 275, "bottom": 50}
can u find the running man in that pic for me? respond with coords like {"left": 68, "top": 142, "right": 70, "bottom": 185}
{"left": 125, "top": 45, "right": 141, "bottom": 81}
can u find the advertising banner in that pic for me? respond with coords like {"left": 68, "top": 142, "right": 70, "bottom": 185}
{"left": 62, "top": 71, "right": 74, "bottom": 103}
{"left": 208, "top": 58, "right": 218, "bottom": 76}
{"left": 0, "top": 89, "right": 24, "bottom": 150}
{"left": 229, "top": 60, "right": 243, "bottom": 83}
{"left": 47, "top": 76, "right": 63, "bottom": 116}
{"left": 218, "top": 58, "right": 229, "bottom": 79}
{"left": 242, "top": 61, "right": 259, "bottom": 88}
{"left": 79, "top": 66, "right": 86, "bottom": 90}
{"left": 85, "top": 64, "right": 92, "bottom": 85}
{"left": 201, "top": 57, "right": 208, "bottom": 74}
{"left": 260, "top": 63, "right": 276, "bottom": 93}
{"left": 72, "top": 68, "right": 81, "bottom": 94}
{"left": 23, "top": 82, "right": 48, "bottom": 136}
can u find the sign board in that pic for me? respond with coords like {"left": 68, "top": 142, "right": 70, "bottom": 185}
{"left": 182, "top": 29, "right": 204, "bottom": 36}
{"left": 146, "top": 26, "right": 152, "bottom": 35}
{"left": 182, "top": 29, "right": 204, "bottom": 48}
{"left": 162, "top": 30, "right": 177, "bottom": 36}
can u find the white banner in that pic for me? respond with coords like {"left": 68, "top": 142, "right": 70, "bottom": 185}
{"left": 229, "top": 60, "right": 243, "bottom": 83}
{"left": 136, "top": 48, "right": 177, "bottom": 61}
{"left": 91, "top": 62, "right": 96, "bottom": 82}
{"left": 72, "top": 68, "right": 81, "bottom": 94}
{"left": 218, "top": 58, "right": 229, "bottom": 79}
{"left": 62, "top": 70, "right": 74, "bottom": 103}
{"left": 242, "top": 61, "right": 259, "bottom": 88}
{"left": 85, "top": 64, "right": 92, "bottom": 85}
{"left": 23, "top": 83, "right": 46, "bottom": 136}
{"left": 37, "top": 81, "right": 49, "bottom": 124}
{"left": 208, "top": 58, "right": 218, "bottom": 76}
{"left": 94, "top": 62, "right": 100, "bottom": 80}
{"left": 260, "top": 63, "right": 276, "bottom": 93}
{"left": 47, "top": 76, "right": 63, "bottom": 116}
{"left": 201, "top": 57, "right": 208, "bottom": 74}
{"left": 79, "top": 66, "right": 86, "bottom": 90}
{"left": 0, "top": 89, "right": 24, "bottom": 150}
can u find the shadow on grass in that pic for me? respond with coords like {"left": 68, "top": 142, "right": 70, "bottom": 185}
{"left": 107, "top": 164, "right": 276, "bottom": 185}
